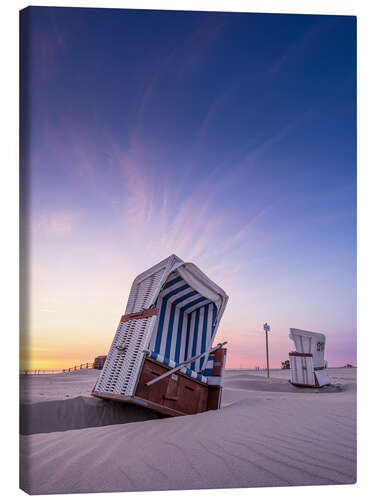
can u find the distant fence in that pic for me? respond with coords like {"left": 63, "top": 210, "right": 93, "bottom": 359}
{"left": 20, "top": 362, "right": 94, "bottom": 375}
{"left": 227, "top": 366, "right": 268, "bottom": 373}
{"left": 254, "top": 367, "right": 268, "bottom": 375}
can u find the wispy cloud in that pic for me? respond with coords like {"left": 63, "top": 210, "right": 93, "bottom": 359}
{"left": 130, "top": 16, "right": 229, "bottom": 144}
{"left": 269, "top": 20, "right": 333, "bottom": 74}
{"left": 35, "top": 209, "right": 83, "bottom": 236}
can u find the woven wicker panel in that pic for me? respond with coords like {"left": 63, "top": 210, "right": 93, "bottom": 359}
{"left": 127, "top": 269, "right": 165, "bottom": 313}
{"left": 95, "top": 315, "right": 157, "bottom": 396}
{"left": 125, "top": 255, "right": 183, "bottom": 314}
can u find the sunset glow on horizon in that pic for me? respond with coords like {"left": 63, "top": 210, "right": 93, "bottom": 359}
{"left": 20, "top": 7, "right": 356, "bottom": 370}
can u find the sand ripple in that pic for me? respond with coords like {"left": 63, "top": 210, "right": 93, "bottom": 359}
{"left": 20, "top": 368, "right": 356, "bottom": 494}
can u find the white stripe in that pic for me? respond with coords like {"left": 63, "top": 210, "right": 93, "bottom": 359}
{"left": 200, "top": 303, "right": 214, "bottom": 370}
{"left": 175, "top": 292, "right": 200, "bottom": 310}
{"left": 170, "top": 287, "right": 196, "bottom": 304}
{"left": 186, "top": 310, "right": 196, "bottom": 362}
{"left": 192, "top": 307, "right": 205, "bottom": 371}
{"left": 169, "top": 306, "right": 180, "bottom": 362}
{"left": 178, "top": 312, "right": 188, "bottom": 363}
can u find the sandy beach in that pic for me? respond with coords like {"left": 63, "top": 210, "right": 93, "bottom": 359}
{"left": 20, "top": 367, "right": 356, "bottom": 494}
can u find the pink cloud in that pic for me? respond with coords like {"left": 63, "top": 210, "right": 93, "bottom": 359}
{"left": 36, "top": 210, "right": 82, "bottom": 236}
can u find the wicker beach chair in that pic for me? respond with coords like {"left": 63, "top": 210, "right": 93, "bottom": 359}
{"left": 289, "top": 328, "right": 330, "bottom": 387}
{"left": 92, "top": 255, "right": 229, "bottom": 416}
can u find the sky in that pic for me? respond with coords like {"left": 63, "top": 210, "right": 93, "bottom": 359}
{"left": 20, "top": 7, "right": 356, "bottom": 370}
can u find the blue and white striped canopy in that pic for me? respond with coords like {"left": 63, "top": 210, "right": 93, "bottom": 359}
{"left": 149, "top": 271, "right": 218, "bottom": 373}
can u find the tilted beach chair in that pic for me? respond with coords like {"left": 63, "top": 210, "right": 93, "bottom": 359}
{"left": 289, "top": 328, "right": 330, "bottom": 387}
{"left": 93, "top": 255, "right": 229, "bottom": 416}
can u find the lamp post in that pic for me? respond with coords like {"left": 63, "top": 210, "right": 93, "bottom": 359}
{"left": 263, "top": 323, "right": 270, "bottom": 378}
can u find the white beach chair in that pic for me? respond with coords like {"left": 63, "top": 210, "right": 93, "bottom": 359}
{"left": 93, "top": 255, "right": 229, "bottom": 416}
{"left": 289, "top": 328, "right": 330, "bottom": 387}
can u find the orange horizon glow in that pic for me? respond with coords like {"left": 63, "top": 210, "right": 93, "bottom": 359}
{"left": 20, "top": 313, "right": 356, "bottom": 371}
{"left": 20, "top": 249, "right": 356, "bottom": 371}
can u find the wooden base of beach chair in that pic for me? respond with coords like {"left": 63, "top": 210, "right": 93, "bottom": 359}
{"left": 289, "top": 352, "right": 330, "bottom": 388}
{"left": 93, "top": 357, "right": 222, "bottom": 417}
{"left": 91, "top": 390, "right": 187, "bottom": 417}
{"left": 93, "top": 349, "right": 226, "bottom": 417}
{"left": 92, "top": 391, "right": 223, "bottom": 417}
{"left": 135, "top": 357, "right": 212, "bottom": 415}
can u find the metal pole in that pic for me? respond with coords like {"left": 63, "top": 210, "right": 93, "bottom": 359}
{"left": 263, "top": 323, "right": 270, "bottom": 378}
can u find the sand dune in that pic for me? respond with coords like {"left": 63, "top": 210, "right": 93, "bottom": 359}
{"left": 20, "top": 368, "right": 100, "bottom": 403}
{"left": 20, "top": 368, "right": 356, "bottom": 494}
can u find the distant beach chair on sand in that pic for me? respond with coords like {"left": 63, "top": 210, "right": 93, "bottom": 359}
{"left": 92, "top": 254, "right": 229, "bottom": 416}
{"left": 289, "top": 328, "right": 330, "bottom": 388}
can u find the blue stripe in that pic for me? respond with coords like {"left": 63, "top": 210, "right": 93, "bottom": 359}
{"left": 150, "top": 275, "right": 220, "bottom": 383}
{"left": 165, "top": 285, "right": 198, "bottom": 359}
{"left": 199, "top": 304, "right": 209, "bottom": 371}
{"left": 171, "top": 290, "right": 197, "bottom": 306}
{"left": 153, "top": 290, "right": 199, "bottom": 360}
{"left": 174, "top": 309, "right": 184, "bottom": 364}
{"left": 184, "top": 314, "right": 192, "bottom": 361}
{"left": 154, "top": 297, "right": 168, "bottom": 353}
{"left": 154, "top": 285, "right": 190, "bottom": 353}
{"left": 191, "top": 309, "right": 201, "bottom": 371}
{"left": 181, "top": 296, "right": 206, "bottom": 312}
{"left": 163, "top": 283, "right": 190, "bottom": 301}
{"left": 150, "top": 352, "right": 158, "bottom": 361}
{"left": 211, "top": 304, "right": 218, "bottom": 334}
{"left": 164, "top": 303, "right": 176, "bottom": 359}
{"left": 203, "top": 354, "right": 215, "bottom": 376}
{"left": 163, "top": 276, "right": 183, "bottom": 289}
